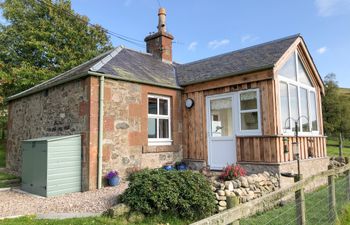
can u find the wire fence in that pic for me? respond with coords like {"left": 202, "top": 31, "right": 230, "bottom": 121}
{"left": 191, "top": 164, "right": 350, "bottom": 225}
{"left": 241, "top": 175, "right": 348, "bottom": 225}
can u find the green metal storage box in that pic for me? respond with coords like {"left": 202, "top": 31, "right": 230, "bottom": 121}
{"left": 21, "top": 135, "right": 82, "bottom": 197}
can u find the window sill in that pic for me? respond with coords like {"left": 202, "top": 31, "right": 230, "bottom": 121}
{"left": 148, "top": 140, "right": 173, "bottom": 146}
{"left": 236, "top": 130, "right": 262, "bottom": 136}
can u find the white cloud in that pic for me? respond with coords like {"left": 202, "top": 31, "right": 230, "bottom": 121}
{"left": 240, "top": 34, "right": 259, "bottom": 43}
{"left": 187, "top": 41, "right": 198, "bottom": 51}
{"left": 208, "top": 39, "right": 230, "bottom": 49}
{"left": 317, "top": 46, "right": 328, "bottom": 54}
{"left": 315, "top": 0, "right": 350, "bottom": 17}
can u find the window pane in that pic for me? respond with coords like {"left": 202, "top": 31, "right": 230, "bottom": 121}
{"left": 159, "top": 99, "right": 168, "bottom": 115}
{"left": 298, "top": 57, "right": 312, "bottom": 86}
{"left": 290, "top": 85, "right": 300, "bottom": 131}
{"left": 210, "top": 98, "right": 233, "bottom": 137}
{"left": 159, "top": 119, "right": 169, "bottom": 138}
{"left": 300, "top": 88, "right": 309, "bottom": 132}
{"left": 310, "top": 92, "right": 318, "bottom": 131}
{"left": 241, "top": 112, "right": 258, "bottom": 130}
{"left": 279, "top": 54, "right": 297, "bottom": 81}
{"left": 148, "top": 98, "right": 157, "bottom": 114}
{"left": 148, "top": 118, "right": 157, "bottom": 138}
{"left": 280, "top": 82, "right": 290, "bottom": 129}
{"left": 240, "top": 91, "right": 257, "bottom": 110}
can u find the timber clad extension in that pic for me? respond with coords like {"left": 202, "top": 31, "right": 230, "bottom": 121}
{"left": 6, "top": 8, "right": 327, "bottom": 191}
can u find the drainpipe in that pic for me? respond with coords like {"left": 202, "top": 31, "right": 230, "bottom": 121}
{"left": 98, "top": 76, "right": 104, "bottom": 189}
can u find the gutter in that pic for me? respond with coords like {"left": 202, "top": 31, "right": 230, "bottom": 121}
{"left": 98, "top": 76, "right": 104, "bottom": 189}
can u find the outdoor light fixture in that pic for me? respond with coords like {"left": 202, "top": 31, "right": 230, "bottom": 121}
{"left": 292, "top": 142, "right": 299, "bottom": 156}
{"left": 185, "top": 98, "right": 194, "bottom": 109}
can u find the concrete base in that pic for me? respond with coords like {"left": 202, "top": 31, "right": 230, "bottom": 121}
{"left": 239, "top": 157, "right": 329, "bottom": 190}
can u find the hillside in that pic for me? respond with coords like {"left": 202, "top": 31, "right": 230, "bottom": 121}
{"left": 339, "top": 87, "right": 350, "bottom": 103}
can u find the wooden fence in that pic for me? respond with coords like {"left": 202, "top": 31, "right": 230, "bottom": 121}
{"left": 191, "top": 164, "right": 350, "bottom": 225}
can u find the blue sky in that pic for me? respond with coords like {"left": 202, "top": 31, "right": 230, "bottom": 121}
{"left": 1, "top": 0, "right": 349, "bottom": 87}
{"left": 69, "top": 0, "right": 350, "bottom": 87}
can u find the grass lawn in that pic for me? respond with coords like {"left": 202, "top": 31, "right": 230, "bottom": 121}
{"left": 241, "top": 176, "right": 349, "bottom": 225}
{"left": 327, "top": 137, "right": 350, "bottom": 158}
{"left": 0, "top": 141, "right": 5, "bottom": 168}
{"left": 337, "top": 203, "right": 350, "bottom": 225}
{"left": 0, "top": 214, "right": 191, "bottom": 225}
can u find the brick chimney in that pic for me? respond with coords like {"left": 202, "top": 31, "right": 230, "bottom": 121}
{"left": 144, "top": 8, "right": 174, "bottom": 63}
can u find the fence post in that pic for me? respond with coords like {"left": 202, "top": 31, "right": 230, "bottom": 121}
{"left": 328, "top": 165, "right": 337, "bottom": 222}
{"left": 345, "top": 158, "right": 350, "bottom": 201}
{"left": 294, "top": 174, "right": 306, "bottom": 225}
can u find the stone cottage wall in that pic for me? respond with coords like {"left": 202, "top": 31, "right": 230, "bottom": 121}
{"left": 6, "top": 78, "right": 92, "bottom": 190}
{"left": 102, "top": 79, "right": 183, "bottom": 178}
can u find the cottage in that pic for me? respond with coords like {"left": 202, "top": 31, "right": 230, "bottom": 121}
{"left": 6, "top": 8, "right": 327, "bottom": 191}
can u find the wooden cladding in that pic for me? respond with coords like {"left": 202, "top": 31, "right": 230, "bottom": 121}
{"left": 237, "top": 136, "right": 327, "bottom": 163}
{"left": 182, "top": 70, "right": 276, "bottom": 161}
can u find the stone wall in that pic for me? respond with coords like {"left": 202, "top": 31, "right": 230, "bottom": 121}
{"left": 212, "top": 172, "right": 280, "bottom": 212}
{"left": 7, "top": 78, "right": 90, "bottom": 190}
{"left": 240, "top": 157, "right": 329, "bottom": 190}
{"left": 102, "top": 79, "right": 183, "bottom": 178}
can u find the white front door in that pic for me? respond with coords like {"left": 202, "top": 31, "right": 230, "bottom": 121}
{"left": 206, "top": 93, "right": 236, "bottom": 170}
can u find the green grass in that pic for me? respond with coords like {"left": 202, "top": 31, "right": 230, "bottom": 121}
{"left": 0, "top": 141, "right": 5, "bottom": 168}
{"left": 0, "top": 214, "right": 191, "bottom": 225}
{"left": 241, "top": 176, "right": 349, "bottom": 225}
{"left": 337, "top": 203, "right": 350, "bottom": 225}
{"left": 327, "top": 137, "right": 350, "bottom": 158}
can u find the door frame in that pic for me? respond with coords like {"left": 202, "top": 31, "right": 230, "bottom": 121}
{"left": 206, "top": 92, "right": 236, "bottom": 170}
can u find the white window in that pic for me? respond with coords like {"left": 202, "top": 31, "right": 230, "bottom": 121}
{"left": 148, "top": 95, "right": 172, "bottom": 146}
{"left": 238, "top": 89, "right": 261, "bottom": 134}
{"left": 279, "top": 51, "right": 318, "bottom": 134}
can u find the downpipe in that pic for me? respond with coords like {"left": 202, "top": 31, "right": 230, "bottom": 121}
{"left": 98, "top": 76, "right": 104, "bottom": 189}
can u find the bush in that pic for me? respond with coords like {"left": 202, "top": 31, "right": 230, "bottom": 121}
{"left": 220, "top": 164, "right": 246, "bottom": 181}
{"left": 120, "top": 169, "right": 216, "bottom": 220}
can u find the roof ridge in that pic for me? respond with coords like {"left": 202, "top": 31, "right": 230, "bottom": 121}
{"left": 90, "top": 45, "right": 125, "bottom": 71}
{"left": 122, "top": 46, "right": 153, "bottom": 56}
{"left": 179, "top": 33, "right": 300, "bottom": 67}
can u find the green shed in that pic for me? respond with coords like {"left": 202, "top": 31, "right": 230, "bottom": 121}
{"left": 21, "top": 135, "right": 82, "bottom": 197}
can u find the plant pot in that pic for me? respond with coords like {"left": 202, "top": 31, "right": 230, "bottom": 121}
{"left": 176, "top": 163, "right": 187, "bottom": 171}
{"left": 108, "top": 176, "right": 120, "bottom": 186}
{"left": 163, "top": 165, "right": 174, "bottom": 171}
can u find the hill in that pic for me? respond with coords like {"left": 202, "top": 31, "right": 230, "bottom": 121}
{"left": 339, "top": 87, "right": 350, "bottom": 103}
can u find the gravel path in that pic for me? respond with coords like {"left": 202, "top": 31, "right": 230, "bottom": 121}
{"left": 0, "top": 182, "right": 128, "bottom": 217}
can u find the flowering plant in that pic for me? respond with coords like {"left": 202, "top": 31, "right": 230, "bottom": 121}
{"left": 219, "top": 164, "right": 246, "bottom": 181}
{"left": 106, "top": 170, "right": 119, "bottom": 180}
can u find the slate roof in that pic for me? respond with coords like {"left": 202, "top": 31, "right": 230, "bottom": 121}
{"left": 7, "top": 47, "right": 179, "bottom": 101}
{"left": 176, "top": 34, "right": 300, "bottom": 85}
{"left": 94, "top": 47, "right": 178, "bottom": 88}
{"left": 8, "top": 34, "right": 301, "bottom": 101}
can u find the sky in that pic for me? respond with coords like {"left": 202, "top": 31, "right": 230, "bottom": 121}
{"left": 3, "top": 0, "right": 350, "bottom": 87}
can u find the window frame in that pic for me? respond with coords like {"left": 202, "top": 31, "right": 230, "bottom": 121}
{"left": 278, "top": 51, "right": 319, "bottom": 136}
{"left": 147, "top": 94, "right": 172, "bottom": 146}
{"left": 237, "top": 89, "right": 262, "bottom": 136}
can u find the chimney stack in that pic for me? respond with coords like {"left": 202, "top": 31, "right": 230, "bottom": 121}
{"left": 144, "top": 8, "right": 174, "bottom": 63}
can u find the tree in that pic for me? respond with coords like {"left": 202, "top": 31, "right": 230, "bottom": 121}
{"left": 322, "top": 73, "right": 350, "bottom": 156}
{"left": 0, "top": 0, "right": 112, "bottom": 98}
{"left": 0, "top": 0, "right": 113, "bottom": 138}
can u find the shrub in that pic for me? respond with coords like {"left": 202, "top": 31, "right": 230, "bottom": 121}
{"left": 220, "top": 164, "right": 246, "bottom": 181}
{"left": 120, "top": 169, "right": 216, "bottom": 220}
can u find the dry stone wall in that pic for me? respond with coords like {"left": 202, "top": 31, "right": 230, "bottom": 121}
{"left": 211, "top": 172, "right": 280, "bottom": 211}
